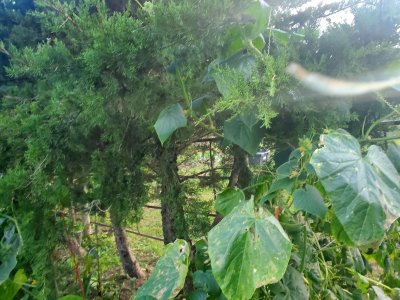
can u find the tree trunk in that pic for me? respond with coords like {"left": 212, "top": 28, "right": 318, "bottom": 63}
{"left": 212, "top": 146, "right": 253, "bottom": 226}
{"left": 111, "top": 214, "right": 146, "bottom": 280}
{"left": 158, "top": 145, "right": 189, "bottom": 244}
{"left": 228, "top": 145, "right": 252, "bottom": 189}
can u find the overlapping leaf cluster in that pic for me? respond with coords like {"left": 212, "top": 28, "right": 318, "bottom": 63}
{"left": 0, "top": 0, "right": 400, "bottom": 299}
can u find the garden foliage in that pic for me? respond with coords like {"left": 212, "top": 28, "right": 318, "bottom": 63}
{"left": 0, "top": 0, "right": 400, "bottom": 299}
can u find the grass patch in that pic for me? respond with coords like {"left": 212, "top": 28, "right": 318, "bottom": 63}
{"left": 128, "top": 203, "right": 164, "bottom": 269}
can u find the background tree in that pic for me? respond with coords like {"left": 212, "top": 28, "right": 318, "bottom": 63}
{"left": 0, "top": 0, "right": 399, "bottom": 299}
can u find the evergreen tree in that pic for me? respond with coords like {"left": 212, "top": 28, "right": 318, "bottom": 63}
{"left": 0, "top": 0, "right": 399, "bottom": 298}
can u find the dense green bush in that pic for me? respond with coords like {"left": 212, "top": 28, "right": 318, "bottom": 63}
{"left": 0, "top": 0, "right": 399, "bottom": 299}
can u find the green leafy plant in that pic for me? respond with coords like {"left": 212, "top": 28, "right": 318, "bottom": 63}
{"left": 0, "top": 216, "right": 22, "bottom": 285}
{"left": 134, "top": 240, "right": 190, "bottom": 300}
{"left": 1, "top": 0, "right": 400, "bottom": 299}
{"left": 0, "top": 269, "right": 28, "bottom": 300}
{"left": 310, "top": 129, "right": 400, "bottom": 247}
{"left": 155, "top": 104, "right": 188, "bottom": 145}
{"left": 208, "top": 199, "right": 292, "bottom": 300}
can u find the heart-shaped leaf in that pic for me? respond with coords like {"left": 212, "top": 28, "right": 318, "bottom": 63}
{"left": 192, "top": 270, "right": 220, "bottom": 296}
{"left": 240, "top": 109, "right": 258, "bottom": 130}
{"left": 272, "top": 29, "right": 290, "bottom": 46}
{"left": 208, "top": 199, "right": 292, "bottom": 300}
{"left": 270, "top": 266, "right": 309, "bottom": 300}
{"left": 212, "top": 53, "right": 257, "bottom": 97}
{"left": 135, "top": 240, "right": 190, "bottom": 300}
{"left": 223, "top": 116, "right": 264, "bottom": 155}
{"left": 154, "top": 104, "right": 187, "bottom": 145}
{"left": 310, "top": 129, "right": 400, "bottom": 247}
{"left": 215, "top": 188, "right": 245, "bottom": 216}
{"left": 293, "top": 185, "right": 327, "bottom": 219}
{"left": 244, "top": 0, "right": 271, "bottom": 39}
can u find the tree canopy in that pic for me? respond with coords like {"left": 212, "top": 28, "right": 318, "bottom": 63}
{"left": 0, "top": 0, "right": 400, "bottom": 299}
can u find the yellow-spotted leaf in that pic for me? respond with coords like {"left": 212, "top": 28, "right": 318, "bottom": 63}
{"left": 134, "top": 240, "right": 190, "bottom": 300}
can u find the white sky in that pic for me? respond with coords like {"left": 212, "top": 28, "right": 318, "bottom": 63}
{"left": 303, "top": 0, "right": 355, "bottom": 30}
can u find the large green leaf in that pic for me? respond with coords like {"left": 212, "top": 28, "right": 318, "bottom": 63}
{"left": 212, "top": 53, "right": 257, "bottom": 97}
{"left": 215, "top": 188, "right": 245, "bottom": 216}
{"left": 271, "top": 29, "right": 290, "bottom": 46}
{"left": 0, "top": 216, "right": 22, "bottom": 285}
{"left": 193, "top": 239, "right": 209, "bottom": 271}
{"left": 192, "top": 270, "right": 220, "bottom": 296}
{"left": 310, "top": 129, "right": 400, "bottom": 247}
{"left": 187, "top": 290, "right": 208, "bottom": 300}
{"left": 222, "top": 0, "right": 269, "bottom": 56}
{"left": 252, "top": 34, "right": 266, "bottom": 51}
{"left": 0, "top": 269, "right": 27, "bottom": 300}
{"left": 134, "top": 240, "right": 190, "bottom": 300}
{"left": 223, "top": 116, "right": 264, "bottom": 155}
{"left": 263, "top": 149, "right": 300, "bottom": 201}
{"left": 349, "top": 247, "right": 365, "bottom": 274}
{"left": 274, "top": 149, "right": 301, "bottom": 180}
{"left": 267, "top": 177, "right": 294, "bottom": 194}
{"left": 191, "top": 94, "right": 214, "bottom": 116}
{"left": 387, "top": 143, "right": 400, "bottom": 172}
{"left": 270, "top": 266, "right": 309, "bottom": 300}
{"left": 331, "top": 214, "right": 354, "bottom": 245}
{"left": 240, "top": 109, "right": 258, "bottom": 130}
{"left": 223, "top": 26, "right": 245, "bottom": 57}
{"left": 223, "top": 26, "right": 265, "bottom": 57}
{"left": 154, "top": 104, "right": 187, "bottom": 145}
{"left": 243, "top": 0, "right": 271, "bottom": 39}
{"left": 293, "top": 185, "right": 327, "bottom": 219}
{"left": 208, "top": 199, "right": 292, "bottom": 300}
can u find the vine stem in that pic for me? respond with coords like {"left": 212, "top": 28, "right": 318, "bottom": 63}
{"left": 20, "top": 286, "right": 37, "bottom": 298}
{"left": 299, "top": 223, "right": 307, "bottom": 273}
{"left": 267, "top": 9, "right": 272, "bottom": 55}
{"left": 375, "top": 92, "right": 400, "bottom": 116}
{"left": 242, "top": 181, "right": 266, "bottom": 191}
{"left": 311, "top": 230, "right": 329, "bottom": 289}
{"left": 95, "top": 213, "right": 102, "bottom": 295}
{"left": 246, "top": 39, "right": 263, "bottom": 59}
{"left": 70, "top": 249, "right": 86, "bottom": 300}
{"left": 345, "top": 267, "right": 393, "bottom": 292}
{"left": 134, "top": 0, "right": 144, "bottom": 9}
{"left": 363, "top": 111, "right": 396, "bottom": 139}
{"left": 176, "top": 68, "right": 192, "bottom": 117}
{"left": 209, "top": 141, "right": 217, "bottom": 200}
{"left": 359, "top": 135, "right": 400, "bottom": 143}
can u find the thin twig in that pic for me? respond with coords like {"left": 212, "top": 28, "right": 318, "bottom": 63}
{"left": 92, "top": 221, "right": 164, "bottom": 242}
{"left": 144, "top": 205, "right": 218, "bottom": 217}
{"left": 209, "top": 141, "right": 217, "bottom": 200}
{"left": 180, "top": 167, "right": 226, "bottom": 181}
